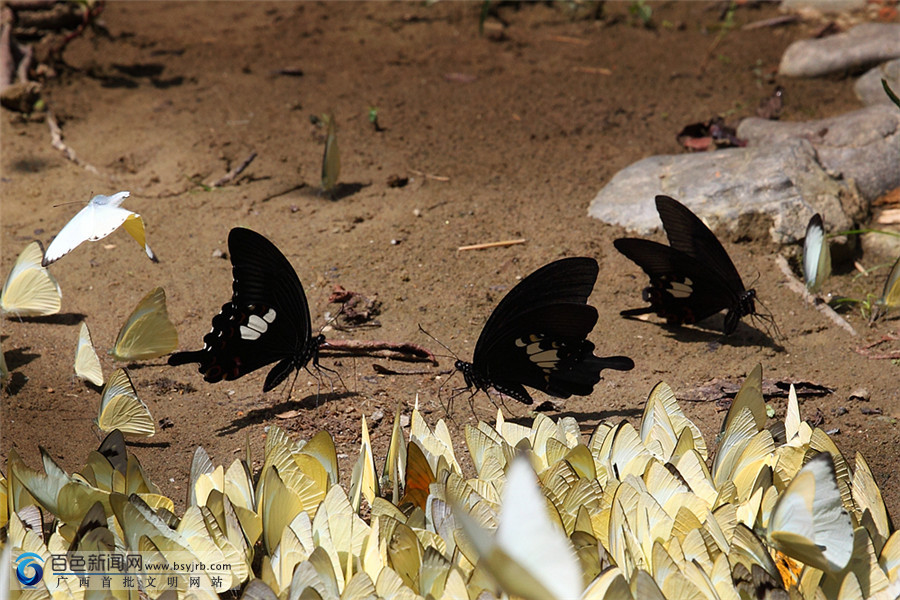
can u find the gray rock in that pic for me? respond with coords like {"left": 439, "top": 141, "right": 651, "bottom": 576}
{"left": 737, "top": 104, "right": 900, "bottom": 203}
{"left": 855, "top": 58, "right": 900, "bottom": 106}
{"left": 779, "top": 23, "right": 900, "bottom": 77}
{"left": 587, "top": 138, "right": 858, "bottom": 244}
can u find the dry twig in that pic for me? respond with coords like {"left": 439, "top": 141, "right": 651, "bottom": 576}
{"left": 47, "top": 111, "right": 100, "bottom": 175}
{"left": 210, "top": 151, "right": 257, "bottom": 188}
{"left": 775, "top": 255, "right": 857, "bottom": 336}
{"left": 409, "top": 168, "right": 450, "bottom": 182}
{"left": 458, "top": 239, "right": 526, "bottom": 251}
{"left": 321, "top": 339, "right": 437, "bottom": 364}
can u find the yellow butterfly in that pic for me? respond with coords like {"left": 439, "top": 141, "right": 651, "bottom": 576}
{"left": 321, "top": 112, "right": 341, "bottom": 197}
{"left": 42, "top": 191, "right": 157, "bottom": 266}
{"left": 872, "top": 255, "right": 900, "bottom": 322}
{"left": 1, "top": 241, "right": 62, "bottom": 317}
{"left": 75, "top": 322, "right": 104, "bottom": 386}
{"left": 109, "top": 287, "right": 178, "bottom": 361}
{"left": 96, "top": 368, "right": 155, "bottom": 437}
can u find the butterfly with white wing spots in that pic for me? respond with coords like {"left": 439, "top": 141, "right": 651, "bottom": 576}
{"left": 454, "top": 257, "right": 635, "bottom": 405}
{"left": 168, "top": 227, "right": 325, "bottom": 392}
{"left": 614, "top": 195, "right": 760, "bottom": 335}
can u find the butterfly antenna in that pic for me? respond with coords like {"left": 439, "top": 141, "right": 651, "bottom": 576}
{"left": 417, "top": 324, "right": 460, "bottom": 362}
{"left": 51, "top": 200, "right": 86, "bottom": 208}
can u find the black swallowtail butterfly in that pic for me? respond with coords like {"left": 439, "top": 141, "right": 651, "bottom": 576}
{"left": 614, "top": 195, "right": 757, "bottom": 334}
{"left": 454, "top": 257, "right": 635, "bottom": 405}
{"left": 168, "top": 227, "right": 324, "bottom": 392}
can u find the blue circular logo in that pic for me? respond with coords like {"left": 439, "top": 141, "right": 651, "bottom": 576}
{"left": 15, "top": 552, "right": 44, "bottom": 587}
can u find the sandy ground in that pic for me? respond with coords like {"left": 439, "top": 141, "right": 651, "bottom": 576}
{"left": 3, "top": 1, "right": 900, "bottom": 520}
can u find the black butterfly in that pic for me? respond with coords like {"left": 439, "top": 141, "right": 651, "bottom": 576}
{"left": 614, "top": 195, "right": 757, "bottom": 334}
{"left": 168, "top": 227, "right": 324, "bottom": 392}
{"left": 454, "top": 257, "right": 635, "bottom": 405}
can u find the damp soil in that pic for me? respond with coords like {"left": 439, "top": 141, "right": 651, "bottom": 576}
{"left": 4, "top": 2, "right": 900, "bottom": 520}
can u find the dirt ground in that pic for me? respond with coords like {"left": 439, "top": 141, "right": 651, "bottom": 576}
{"left": 4, "top": 1, "right": 900, "bottom": 523}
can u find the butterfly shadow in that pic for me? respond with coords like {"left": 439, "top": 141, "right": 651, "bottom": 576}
{"left": 323, "top": 182, "right": 369, "bottom": 201}
{"left": 9, "top": 313, "right": 87, "bottom": 326}
{"left": 215, "top": 390, "right": 359, "bottom": 436}
{"left": 122, "top": 439, "right": 171, "bottom": 449}
{"left": 627, "top": 316, "right": 784, "bottom": 351}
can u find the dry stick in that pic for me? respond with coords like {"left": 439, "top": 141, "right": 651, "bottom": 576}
{"left": 458, "top": 238, "right": 526, "bottom": 251}
{"left": 775, "top": 255, "right": 858, "bottom": 336}
{"left": 409, "top": 168, "right": 449, "bottom": 182}
{"left": 210, "top": 151, "right": 257, "bottom": 188}
{"left": 47, "top": 111, "right": 100, "bottom": 175}
{"left": 320, "top": 339, "right": 437, "bottom": 364}
{"left": 853, "top": 334, "right": 900, "bottom": 360}
{"left": 741, "top": 14, "right": 800, "bottom": 30}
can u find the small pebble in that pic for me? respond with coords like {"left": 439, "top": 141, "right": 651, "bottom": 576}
{"left": 212, "top": 248, "right": 226, "bottom": 259}
{"left": 835, "top": 406, "right": 849, "bottom": 416}
{"left": 370, "top": 409, "right": 384, "bottom": 424}
{"left": 400, "top": 414, "right": 410, "bottom": 427}
{"left": 849, "top": 388, "right": 870, "bottom": 401}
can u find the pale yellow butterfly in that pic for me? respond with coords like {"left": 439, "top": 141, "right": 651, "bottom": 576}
{"left": 96, "top": 368, "right": 155, "bottom": 437}
{"left": 109, "top": 287, "right": 178, "bottom": 361}
{"left": 1, "top": 241, "right": 62, "bottom": 317}
{"left": 75, "top": 322, "right": 104, "bottom": 386}
{"left": 321, "top": 112, "right": 340, "bottom": 196}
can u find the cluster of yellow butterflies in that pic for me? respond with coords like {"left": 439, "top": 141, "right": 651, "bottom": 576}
{"left": 1, "top": 192, "right": 178, "bottom": 430}
{"left": 3, "top": 367, "right": 900, "bottom": 599}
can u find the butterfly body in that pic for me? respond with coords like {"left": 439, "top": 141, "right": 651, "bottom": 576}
{"left": 455, "top": 257, "right": 634, "bottom": 405}
{"left": 615, "top": 195, "right": 758, "bottom": 335}
{"left": 169, "top": 227, "right": 324, "bottom": 392}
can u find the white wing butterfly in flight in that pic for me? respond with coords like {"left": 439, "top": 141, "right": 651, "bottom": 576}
{"left": 455, "top": 455, "right": 583, "bottom": 600}
{"left": 109, "top": 287, "right": 178, "bottom": 362}
{"left": 95, "top": 368, "right": 155, "bottom": 437}
{"left": 1, "top": 241, "right": 62, "bottom": 317}
{"left": 42, "top": 191, "right": 158, "bottom": 266}
{"left": 74, "top": 322, "right": 104, "bottom": 386}
{"left": 765, "top": 452, "right": 854, "bottom": 573}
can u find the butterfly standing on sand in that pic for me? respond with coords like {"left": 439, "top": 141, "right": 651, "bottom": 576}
{"left": 614, "top": 195, "right": 758, "bottom": 335}
{"left": 42, "top": 191, "right": 158, "bottom": 266}
{"left": 454, "top": 257, "right": 635, "bottom": 405}
{"left": 168, "top": 227, "right": 325, "bottom": 392}
{"left": 1, "top": 241, "right": 62, "bottom": 317}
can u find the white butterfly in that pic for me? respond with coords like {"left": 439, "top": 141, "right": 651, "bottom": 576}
{"left": 42, "top": 191, "right": 158, "bottom": 266}
{"left": 803, "top": 213, "right": 831, "bottom": 294}
{"left": 74, "top": 321, "right": 104, "bottom": 386}
{"left": 455, "top": 455, "right": 583, "bottom": 600}
{"left": 766, "top": 452, "right": 854, "bottom": 573}
{"left": 1, "top": 240, "right": 62, "bottom": 317}
{"left": 96, "top": 368, "right": 155, "bottom": 437}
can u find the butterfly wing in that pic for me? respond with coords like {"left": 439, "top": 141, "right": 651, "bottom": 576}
{"left": 110, "top": 287, "right": 179, "bottom": 361}
{"left": 469, "top": 258, "right": 632, "bottom": 403}
{"left": 803, "top": 214, "right": 830, "bottom": 293}
{"left": 615, "top": 238, "right": 739, "bottom": 327}
{"left": 654, "top": 195, "right": 749, "bottom": 298}
{"left": 75, "top": 322, "right": 104, "bottom": 386}
{"left": 168, "top": 227, "right": 316, "bottom": 392}
{"left": 321, "top": 113, "right": 341, "bottom": 194}
{"left": 1, "top": 241, "right": 62, "bottom": 317}
{"left": 880, "top": 256, "right": 900, "bottom": 309}
{"left": 43, "top": 192, "right": 157, "bottom": 265}
{"left": 96, "top": 369, "right": 155, "bottom": 437}
{"left": 766, "top": 453, "right": 853, "bottom": 573}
